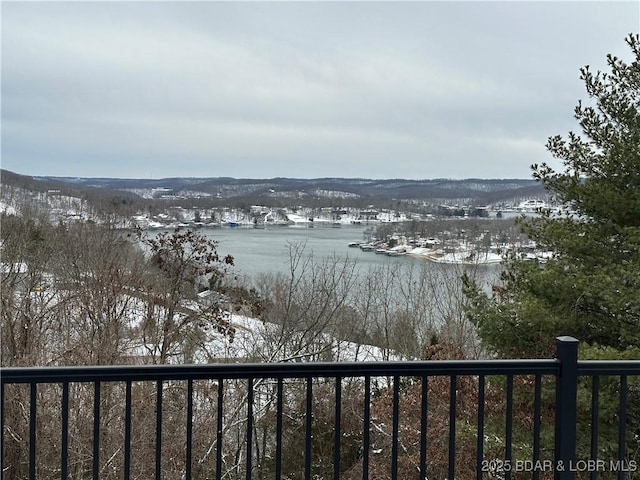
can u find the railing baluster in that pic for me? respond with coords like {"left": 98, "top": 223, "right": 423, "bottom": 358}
{"left": 590, "top": 376, "right": 599, "bottom": 480}
{"left": 216, "top": 379, "right": 224, "bottom": 480}
{"left": 29, "top": 382, "right": 36, "bottom": 480}
{"left": 505, "top": 374, "right": 514, "bottom": 480}
{"left": 93, "top": 381, "right": 101, "bottom": 480}
{"left": 362, "top": 375, "right": 371, "bottom": 480}
{"left": 618, "top": 375, "right": 627, "bottom": 480}
{"left": 275, "top": 378, "right": 284, "bottom": 480}
{"left": 448, "top": 375, "right": 457, "bottom": 480}
{"left": 420, "top": 375, "right": 428, "bottom": 480}
{"left": 533, "top": 374, "right": 542, "bottom": 480}
{"left": 391, "top": 375, "right": 400, "bottom": 480}
{"left": 246, "top": 378, "right": 254, "bottom": 480}
{"left": 186, "top": 379, "right": 193, "bottom": 480}
{"left": 333, "top": 376, "right": 342, "bottom": 480}
{"left": 305, "top": 377, "right": 313, "bottom": 480}
{"left": 156, "top": 380, "right": 163, "bottom": 479}
{"left": 124, "top": 380, "right": 132, "bottom": 480}
{"left": 476, "top": 375, "right": 485, "bottom": 480}
{"left": 61, "top": 382, "right": 69, "bottom": 480}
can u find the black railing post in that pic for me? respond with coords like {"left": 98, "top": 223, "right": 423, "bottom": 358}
{"left": 554, "top": 336, "right": 579, "bottom": 480}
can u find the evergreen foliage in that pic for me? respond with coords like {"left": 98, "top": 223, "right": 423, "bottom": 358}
{"left": 464, "top": 34, "right": 640, "bottom": 358}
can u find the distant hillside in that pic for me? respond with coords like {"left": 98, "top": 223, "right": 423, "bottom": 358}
{"left": 1, "top": 169, "right": 147, "bottom": 218}
{"left": 26, "top": 173, "right": 545, "bottom": 205}
{"left": 1, "top": 170, "right": 143, "bottom": 202}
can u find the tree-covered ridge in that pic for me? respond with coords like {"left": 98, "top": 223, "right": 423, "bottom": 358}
{"left": 465, "top": 33, "right": 640, "bottom": 359}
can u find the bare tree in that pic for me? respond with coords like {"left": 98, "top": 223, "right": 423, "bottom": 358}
{"left": 249, "top": 240, "right": 361, "bottom": 363}
{"left": 1, "top": 212, "right": 60, "bottom": 366}
{"left": 140, "top": 228, "right": 235, "bottom": 363}
{"left": 47, "top": 223, "right": 149, "bottom": 365}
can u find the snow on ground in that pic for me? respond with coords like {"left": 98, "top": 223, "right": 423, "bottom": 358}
{"left": 191, "top": 314, "right": 393, "bottom": 363}
{"left": 407, "top": 247, "right": 503, "bottom": 265}
{"left": 0, "top": 201, "right": 17, "bottom": 215}
{"left": 123, "top": 303, "right": 394, "bottom": 364}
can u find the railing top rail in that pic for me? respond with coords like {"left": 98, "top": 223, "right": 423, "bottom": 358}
{"left": 1, "top": 359, "right": 559, "bottom": 384}
{"left": 577, "top": 360, "right": 640, "bottom": 376}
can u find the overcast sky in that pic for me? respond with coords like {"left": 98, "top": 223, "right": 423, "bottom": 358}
{"left": 2, "top": 1, "right": 638, "bottom": 180}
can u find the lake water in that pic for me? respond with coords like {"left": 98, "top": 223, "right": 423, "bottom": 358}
{"left": 196, "top": 224, "right": 500, "bottom": 286}
{"left": 201, "top": 224, "right": 409, "bottom": 280}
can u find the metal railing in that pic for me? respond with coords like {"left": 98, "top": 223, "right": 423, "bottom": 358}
{"left": 1, "top": 336, "right": 638, "bottom": 480}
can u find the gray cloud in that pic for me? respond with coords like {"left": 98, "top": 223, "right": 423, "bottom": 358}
{"left": 2, "top": 1, "right": 638, "bottom": 179}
